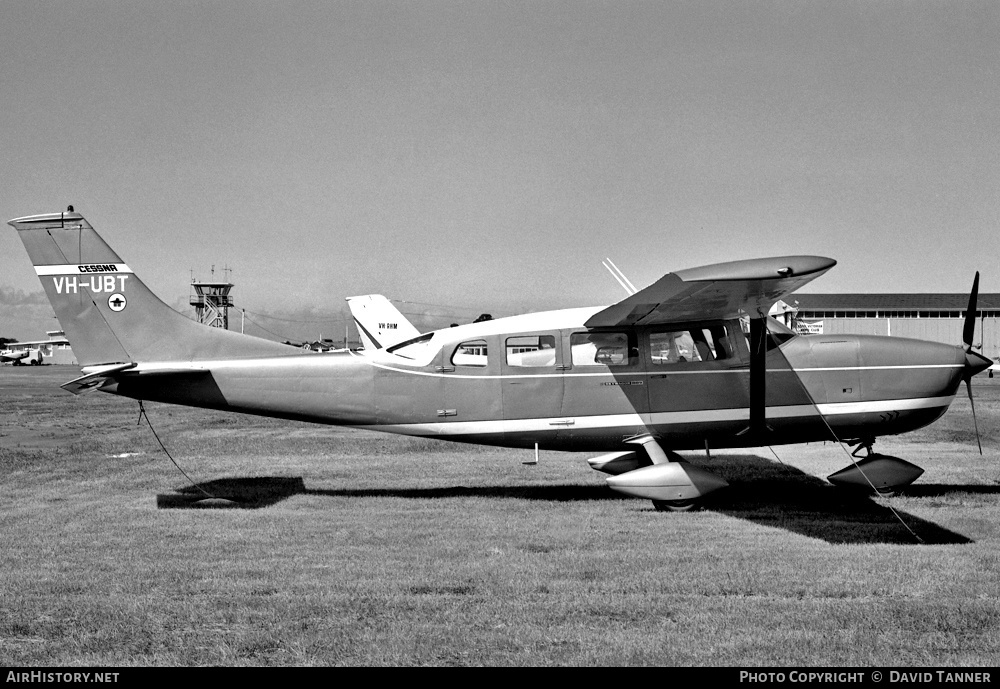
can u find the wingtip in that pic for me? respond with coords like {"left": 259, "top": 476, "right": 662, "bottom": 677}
{"left": 674, "top": 255, "right": 836, "bottom": 282}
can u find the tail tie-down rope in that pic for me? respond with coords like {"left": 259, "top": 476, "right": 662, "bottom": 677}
{"left": 137, "top": 400, "right": 217, "bottom": 501}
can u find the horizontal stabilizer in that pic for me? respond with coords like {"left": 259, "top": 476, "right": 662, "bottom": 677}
{"left": 61, "top": 363, "right": 136, "bottom": 394}
{"left": 61, "top": 362, "right": 215, "bottom": 394}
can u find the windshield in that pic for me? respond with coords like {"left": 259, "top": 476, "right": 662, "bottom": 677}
{"left": 765, "top": 317, "right": 797, "bottom": 348}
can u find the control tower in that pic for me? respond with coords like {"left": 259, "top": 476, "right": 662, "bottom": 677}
{"left": 190, "top": 267, "right": 234, "bottom": 329}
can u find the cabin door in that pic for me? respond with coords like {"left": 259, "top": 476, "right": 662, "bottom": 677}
{"left": 499, "top": 331, "right": 565, "bottom": 449}
{"left": 644, "top": 323, "right": 751, "bottom": 441}
{"left": 435, "top": 336, "right": 503, "bottom": 441}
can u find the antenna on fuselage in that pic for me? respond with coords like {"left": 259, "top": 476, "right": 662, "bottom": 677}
{"left": 603, "top": 258, "right": 637, "bottom": 296}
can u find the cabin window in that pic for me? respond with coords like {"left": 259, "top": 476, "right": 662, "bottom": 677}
{"left": 570, "top": 332, "right": 634, "bottom": 366}
{"left": 452, "top": 340, "right": 488, "bottom": 367}
{"left": 505, "top": 335, "right": 556, "bottom": 367}
{"left": 649, "top": 325, "right": 736, "bottom": 364}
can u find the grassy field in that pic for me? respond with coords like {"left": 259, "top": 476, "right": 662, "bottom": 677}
{"left": 2, "top": 365, "right": 999, "bottom": 666}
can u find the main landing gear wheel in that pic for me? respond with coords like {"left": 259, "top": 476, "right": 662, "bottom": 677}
{"left": 652, "top": 499, "right": 699, "bottom": 512}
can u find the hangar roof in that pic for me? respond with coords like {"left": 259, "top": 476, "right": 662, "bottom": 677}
{"left": 793, "top": 294, "right": 1000, "bottom": 311}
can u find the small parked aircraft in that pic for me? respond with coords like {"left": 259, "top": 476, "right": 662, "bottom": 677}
{"left": 8, "top": 209, "right": 993, "bottom": 510}
{"left": 1, "top": 346, "right": 42, "bottom": 365}
{"left": 1, "top": 334, "right": 71, "bottom": 366}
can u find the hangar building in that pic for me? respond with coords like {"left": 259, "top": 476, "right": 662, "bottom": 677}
{"left": 789, "top": 293, "right": 1000, "bottom": 360}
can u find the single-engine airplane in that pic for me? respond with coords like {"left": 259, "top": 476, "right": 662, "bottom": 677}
{"left": 1, "top": 346, "right": 42, "bottom": 366}
{"left": 1, "top": 334, "right": 70, "bottom": 366}
{"left": 9, "top": 209, "right": 993, "bottom": 510}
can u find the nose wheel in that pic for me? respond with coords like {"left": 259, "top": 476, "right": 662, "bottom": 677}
{"left": 827, "top": 439, "right": 924, "bottom": 495}
{"left": 652, "top": 498, "right": 699, "bottom": 512}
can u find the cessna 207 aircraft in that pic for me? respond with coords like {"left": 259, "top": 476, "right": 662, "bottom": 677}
{"left": 9, "top": 209, "right": 993, "bottom": 510}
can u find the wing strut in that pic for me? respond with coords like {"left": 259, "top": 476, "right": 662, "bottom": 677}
{"left": 737, "top": 313, "right": 771, "bottom": 442}
{"left": 748, "top": 315, "right": 768, "bottom": 440}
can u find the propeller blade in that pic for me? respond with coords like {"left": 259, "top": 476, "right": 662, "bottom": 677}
{"left": 961, "top": 272, "right": 986, "bottom": 455}
{"left": 963, "top": 348, "right": 990, "bottom": 455}
{"left": 963, "top": 272, "right": 980, "bottom": 350}
{"left": 965, "top": 377, "right": 983, "bottom": 455}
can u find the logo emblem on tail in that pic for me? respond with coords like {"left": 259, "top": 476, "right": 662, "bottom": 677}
{"left": 108, "top": 293, "right": 127, "bottom": 312}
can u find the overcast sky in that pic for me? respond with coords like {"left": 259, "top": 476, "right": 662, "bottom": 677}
{"left": 2, "top": 1, "right": 997, "bottom": 341}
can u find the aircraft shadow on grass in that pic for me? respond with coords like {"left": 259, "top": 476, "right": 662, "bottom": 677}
{"left": 156, "top": 476, "right": 305, "bottom": 509}
{"left": 160, "top": 454, "right": 983, "bottom": 545}
{"left": 693, "top": 453, "right": 980, "bottom": 546}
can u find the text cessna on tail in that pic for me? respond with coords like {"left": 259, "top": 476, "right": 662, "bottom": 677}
{"left": 9, "top": 209, "right": 992, "bottom": 510}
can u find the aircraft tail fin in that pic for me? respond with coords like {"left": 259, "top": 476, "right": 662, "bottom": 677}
{"left": 345, "top": 294, "right": 421, "bottom": 351}
{"left": 9, "top": 210, "right": 296, "bottom": 366}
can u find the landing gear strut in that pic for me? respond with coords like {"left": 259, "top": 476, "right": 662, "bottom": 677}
{"left": 850, "top": 438, "right": 875, "bottom": 459}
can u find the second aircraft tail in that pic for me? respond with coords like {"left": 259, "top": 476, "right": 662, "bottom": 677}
{"left": 345, "top": 294, "right": 421, "bottom": 351}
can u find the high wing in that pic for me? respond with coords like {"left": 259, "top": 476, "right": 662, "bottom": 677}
{"left": 585, "top": 255, "right": 836, "bottom": 328}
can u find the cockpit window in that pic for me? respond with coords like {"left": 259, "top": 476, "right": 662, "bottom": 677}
{"left": 765, "top": 318, "right": 797, "bottom": 349}
{"left": 649, "top": 325, "right": 736, "bottom": 364}
{"left": 741, "top": 317, "right": 797, "bottom": 351}
{"left": 571, "top": 332, "right": 634, "bottom": 366}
